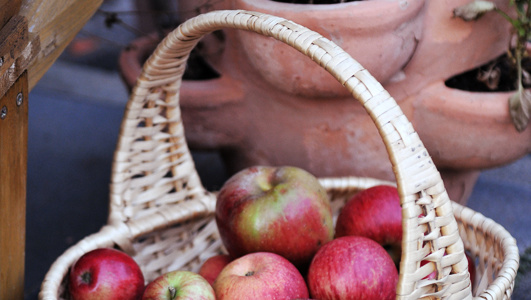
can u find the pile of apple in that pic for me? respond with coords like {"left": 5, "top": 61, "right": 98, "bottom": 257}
{"left": 67, "top": 166, "right": 475, "bottom": 300}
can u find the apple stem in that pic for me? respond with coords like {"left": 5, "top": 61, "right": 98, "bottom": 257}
{"left": 256, "top": 177, "right": 273, "bottom": 192}
{"left": 80, "top": 271, "right": 92, "bottom": 284}
{"left": 169, "top": 286, "right": 177, "bottom": 299}
{"left": 245, "top": 271, "right": 255, "bottom": 276}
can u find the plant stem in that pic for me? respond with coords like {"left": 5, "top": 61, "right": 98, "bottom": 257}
{"left": 516, "top": 40, "right": 524, "bottom": 94}
{"left": 513, "top": 1, "right": 529, "bottom": 99}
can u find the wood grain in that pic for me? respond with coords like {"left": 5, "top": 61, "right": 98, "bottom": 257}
{"left": 0, "top": 71, "right": 28, "bottom": 300}
{"left": 0, "top": 32, "right": 40, "bottom": 98}
{"left": 0, "top": 0, "right": 22, "bottom": 29}
{"left": 1, "top": 2, "right": 26, "bottom": 299}
{"left": 0, "top": 15, "right": 28, "bottom": 75}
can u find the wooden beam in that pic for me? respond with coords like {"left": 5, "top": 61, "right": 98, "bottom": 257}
{"left": 0, "top": 71, "right": 28, "bottom": 300}
{"left": 0, "top": 15, "right": 40, "bottom": 99}
{"left": 19, "top": 0, "right": 104, "bottom": 91}
{"left": 0, "top": 15, "right": 29, "bottom": 76}
{"left": 0, "top": 0, "right": 22, "bottom": 29}
{"left": 0, "top": 32, "right": 40, "bottom": 98}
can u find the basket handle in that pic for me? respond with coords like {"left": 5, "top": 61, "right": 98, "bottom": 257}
{"left": 113, "top": 10, "right": 472, "bottom": 299}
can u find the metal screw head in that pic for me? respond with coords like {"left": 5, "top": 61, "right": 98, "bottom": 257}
{"left": 0, "top": 106, "right": 7, "bottom": 120}
{"left": 16, "top": 92, "right": 23, "bottom": 106}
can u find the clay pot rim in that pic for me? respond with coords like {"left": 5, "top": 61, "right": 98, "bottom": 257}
{"left": 235, "top": 0, "right": 426, "bottom": 29}
{"left": 239, "top": 0, "right": 419, "bottom": 10}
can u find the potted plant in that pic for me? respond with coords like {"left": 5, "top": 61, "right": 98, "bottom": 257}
{"left": 118, "top": 0, "right": 530, "bottom": 205}
{"left": 452, "top": 0, "right": 531, "bottom": 131}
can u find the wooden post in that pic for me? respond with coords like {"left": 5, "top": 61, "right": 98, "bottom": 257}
{"left": 0, "top": 71, "right": 27, "bottom": 300}
{"left": 0, "top": 3, "right": 30, "bottom": 298}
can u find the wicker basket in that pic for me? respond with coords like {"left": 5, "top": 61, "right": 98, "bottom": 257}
{"left": 40, "top": 10, "right": 519, "bottom": 300}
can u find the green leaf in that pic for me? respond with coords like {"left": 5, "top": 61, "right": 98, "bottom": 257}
{"left": 453, "top": 0, "right": 497, "bottom": 21}
{"left": 509, "top": 90, "right": 531, "bottom": 132}
{"left": 514, "top": 0, "right": 527, "bottom": 16}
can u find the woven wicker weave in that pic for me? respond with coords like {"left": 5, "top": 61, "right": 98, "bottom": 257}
{"left": 40, "top": 10, "right": 519, "bottom": 300}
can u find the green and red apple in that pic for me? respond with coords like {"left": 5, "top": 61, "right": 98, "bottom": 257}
{"left": 142, "top": 270, "right": 215, "bottom": 300}
{"left": 215, "top": 165, "right": 334, "bottom": 269}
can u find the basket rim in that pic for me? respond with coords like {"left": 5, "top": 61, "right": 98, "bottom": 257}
{"left": 39, "top": 176, "right": 519, "bottom": 300}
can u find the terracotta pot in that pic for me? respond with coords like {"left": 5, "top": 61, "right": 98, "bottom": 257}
{"left": 119, "top": 0, "right": 531, "bottom": 205}
{"left": 231, "top": 0, "right": 425, "bottom": 97}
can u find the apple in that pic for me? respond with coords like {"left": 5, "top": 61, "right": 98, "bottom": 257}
{"left": 335, "top": 185, "right": 402, "bottom": 265}
{"left": 198, "top": 254, "right": 232, "bottom": 286}
{"left": 142, "top": 270, "right": 215, "bottom": 300}
{"left": 68, "top": 248, "right": 144, "bottom": 300}
{"left": 213, "top": 252, "right": 309, "bottom": 300}
{"left": 215, "top": 165, "right": 334, "bottom": 269}
{"left": 307, "top": 236, "right": 398, "bottom": 300}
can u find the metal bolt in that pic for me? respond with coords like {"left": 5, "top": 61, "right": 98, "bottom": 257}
{"left": 16, "top": 92, "right": 23, "bottom": 106}
{"left": 0, "top": 106, "right": 7, "bottom": 120}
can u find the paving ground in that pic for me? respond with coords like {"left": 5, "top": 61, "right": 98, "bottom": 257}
{"left": 22, "top": 1, "right": 531, "bottom": 298}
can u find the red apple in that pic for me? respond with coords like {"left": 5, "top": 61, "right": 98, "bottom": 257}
{"left": 335, "top": 185, "right": 402, "bottom": 265}
{"left": 215, "top": 165, "right": 334, "bottom": 269}
{"left": 198, "top": 254, "right": 232, "bottom": 286}
{"left": 213, "top": 252, "right": 309, "bottom": 300}
{"left": 68, "top": 248, "right": 144, "bottom": 300}
{"left": 142, "top": 270, "right": 215, "bottom": 300}
{"left": 307, "top": 236, "right": 398, "bottom": 300}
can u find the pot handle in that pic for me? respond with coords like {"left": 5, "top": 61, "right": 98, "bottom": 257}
{"left": 111, "top": 10, "right": 472, "bottom": 299}
{"left": 179, "top": 75, "right": 244, "bottom": 109}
